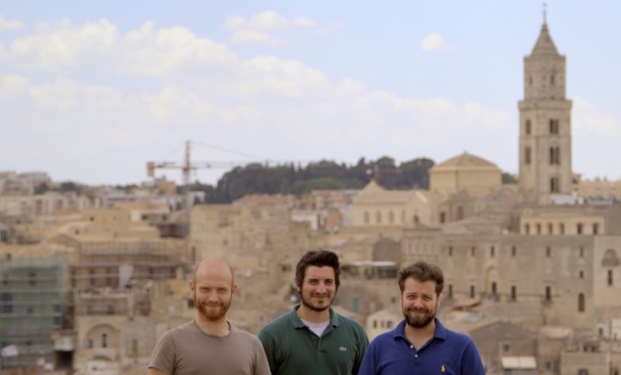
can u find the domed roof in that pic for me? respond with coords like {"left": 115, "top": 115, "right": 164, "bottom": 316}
{"left": 432, "top": 152, "right": 499, "bottom": 171}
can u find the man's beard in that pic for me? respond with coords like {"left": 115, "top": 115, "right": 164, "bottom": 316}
{"left": 300, "top": 292, "right": 334, "bottom": 312}
{"left": 403, "top": 305, "right": 436, "bottom": 329}
{"left": 195, "top": 294, "right": 231, "bottom": 321}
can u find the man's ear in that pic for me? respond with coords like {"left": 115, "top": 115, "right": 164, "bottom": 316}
{"left": 231, "top": 283, "right": 238, "bottom": 296}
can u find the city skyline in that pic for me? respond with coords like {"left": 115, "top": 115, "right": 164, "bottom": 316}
{"left": 1, "top": 1, "right": 619, "bottom": 185}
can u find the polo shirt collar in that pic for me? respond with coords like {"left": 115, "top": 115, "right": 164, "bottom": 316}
{"left": 393, "top": 318, "right": 447, "bottom": 341}
{"left": 288, "top": 304, "right": 341, "bottom": 329}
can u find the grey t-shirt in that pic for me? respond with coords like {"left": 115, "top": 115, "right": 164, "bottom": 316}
{"left": 149, "top": 321, "right": 270, "bottom": 375}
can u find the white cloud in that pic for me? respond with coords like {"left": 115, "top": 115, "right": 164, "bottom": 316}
{"left": 293, "top": 16, "right": 316, "bottom": 28}
{"left": 2, "top": 75, "right": 29, "bottom": 90}
{"left": 0, "top": 13, "right": 24, "bottom": 30}
{"left": 224, "top": 11, "right": 289, "bottom": 31}
{"left": 223, "top": 11, "right": 318, "bottom": 46}
{"left": 7, "top": 19, "right": 237, "bottom": 77}
{"left": 420, "top": 32, "right": 452, "bottom": 52}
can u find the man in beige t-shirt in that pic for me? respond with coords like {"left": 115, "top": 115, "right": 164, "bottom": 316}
{"left": 148, "top": 259, "right": 270, "bottom": 375}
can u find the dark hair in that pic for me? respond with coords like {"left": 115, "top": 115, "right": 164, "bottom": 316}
{"left": 397, "top": 261, "right": 444, "bottom": 295}
{"left": 295, "top": 249, "right": 340, "bottom": 289}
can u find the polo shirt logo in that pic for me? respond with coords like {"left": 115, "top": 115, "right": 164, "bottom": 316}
{"left": 339, "top": 347, "right": 347, "bottom": 352}
{"left": 441, "top": 364, "right": 446, "bottom": 372}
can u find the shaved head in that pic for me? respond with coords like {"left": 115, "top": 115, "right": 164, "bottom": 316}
{"left": 193, "top": 258, "right": 235, "bottom": 285}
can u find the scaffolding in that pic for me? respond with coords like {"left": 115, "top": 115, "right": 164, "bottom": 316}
{"left": 0, "top": 253, "right": 68, "bottom": 369}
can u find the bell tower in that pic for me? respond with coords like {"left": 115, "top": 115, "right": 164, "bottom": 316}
{"left": 518, "top": 12, "right": 572, "bottom": 204}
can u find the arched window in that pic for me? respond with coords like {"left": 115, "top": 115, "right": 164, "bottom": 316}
{"left": 102, "top": 333, "right": 108, "bottom": 348}
{"left": 578, "top": 293, "right": 585, "bottom": 313}
{"left": 375, "top": 211, "right": 382, "bottom": 224}
{"left": 602, "top": 249, "right": 620, "bottom": 267}
{"left": 388, "top": 211, "right": 394, "bottom": 224}
{"left": 413, "top": 215, "right": 420, "bottom": 224}
{"left": 364, "top": 211, "right": 370, "bottom": 224}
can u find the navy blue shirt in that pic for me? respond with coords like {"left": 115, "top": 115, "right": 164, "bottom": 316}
{"left": 358, "top": 318, "right": 485, "bottom": 375}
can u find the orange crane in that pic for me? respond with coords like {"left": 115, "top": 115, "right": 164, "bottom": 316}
{"left": 146, "top": 140, "right": 246, "bottom": 236}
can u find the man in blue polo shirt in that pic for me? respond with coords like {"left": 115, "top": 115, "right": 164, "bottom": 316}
{"left": 358, "top": 261, "right": 485, "bottom": 375}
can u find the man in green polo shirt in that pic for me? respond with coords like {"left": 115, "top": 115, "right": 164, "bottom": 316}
{"left": 258, "top": 249, "right": 369, "bottom": 375}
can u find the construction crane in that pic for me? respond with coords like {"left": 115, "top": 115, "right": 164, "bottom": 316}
{"left": 146, "top": 140, "right": 246, "bottom": 236}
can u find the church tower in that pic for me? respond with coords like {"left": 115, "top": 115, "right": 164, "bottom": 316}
{"left": 518, "top": 15, "right": 572, "bottom": 204}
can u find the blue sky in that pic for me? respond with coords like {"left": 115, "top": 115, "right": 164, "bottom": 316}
{"left": 1, "top": 1, "right": 619, "bottom": 185}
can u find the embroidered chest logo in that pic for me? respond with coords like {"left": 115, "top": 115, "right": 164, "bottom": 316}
{"left": 339, "top": 347, "right": 347, "bottom": 352}
{"left": 441, "top": 364, "right": 446, "bottom": 372}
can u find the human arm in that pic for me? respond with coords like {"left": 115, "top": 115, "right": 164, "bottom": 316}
{"left": 356, "top": 341, "right": 378, "bottom": 375}
{"left": 460, "top": 340, "right": 486, "bottom": 375}
{"left": 147, "top": 331, "right": 176, "bottom": 375}
{"left": 253, "top": 337, "right": 271, "bottom": 375}
{"left": 257, "top": 329, "right": 278, "bottom": 374}
{"left": 147, "top": 368, "right": 170, "bottom": 375}
{"left": 351, "top": 325, "right": 370, "bottom": 375}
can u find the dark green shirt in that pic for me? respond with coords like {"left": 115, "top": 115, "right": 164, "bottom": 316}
{"left": 258, "top": 306, "right": 369, "bottom": 375}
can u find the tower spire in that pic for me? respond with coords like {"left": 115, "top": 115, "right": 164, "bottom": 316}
{"left": 543, "top": 2, "right": 547, "bottom": 25}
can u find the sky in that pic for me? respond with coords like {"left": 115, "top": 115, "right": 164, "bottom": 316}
{"left": 1, "top": 1, "right": 620, "bottom": 186}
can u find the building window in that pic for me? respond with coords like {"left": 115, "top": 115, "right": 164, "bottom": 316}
{"left": 510, "top": 286, "right": 517, "bottom": 301}
{"left": 546, "top": 246, "right": 551, "bottom": 257}
{"left": 559, "top": 223, "right": 565, "bottom": 234}
{"left": 525, "top": 120, "right": 531, "bottom": 135}
{"left": 545, "top": 286, "right": 551, "bottom": 302}
{"left": 448, "top": 247, "right": 453, "bottom": 256}
{"left": 536, "top": 223, "right": 542, "bottom": 234}
{"left": 386, "top": 320, "right": 393, "bottom": 329}
{"left": 491, "top": 282, "right": 497, "bottom": 295}
{"left": 578, "top": 369, "right": 589, "bottom": 375}
{"left": 456, "top": 206, "right": 464, "bottom": 220}
{"left": 376, "top": 211, "right": 381, "bottom": 224}
{"left": 102, "top": 333, "right": 107, "bottom": 348}
{"left": 440, "top": 212, "right": 446, "bottom": 223}
{"left": 578, "top": 293, "right": 585, "bottom": 313}
{"left": 490, "top": 246, "right": 495, "bottom": 257}
{"left": 470, "top": 285, "right": 475, "bottom": 298}
{"left": 364, "top": 212, "right": 369, "bottom": 224}
{"left": 550, "top": 177, "right": 560, "bottom": 193}
{"left": 471, "top": 247, "right": 476, "bottom": 256}
{"left": 525, "top": 147, "right": 531, "bottom": 165}
{"left": 593, "top": 223, "right": 599, "bottom": 235}
{"left": 28, "top": 272, "right": 36, "bottom": 285}
{"left": 503, "top": 343, "right": 510, "bottom": 352}
{"left": 512, "top": 246, "right": 517, "bottom": 257}
{"left": 388, "top": 211, "right": 394, "bottom": 224}
{"left": 580, "top": 247, "right": 585, "bottom": 257}
{"left": 373, "top": 320, "right": 377, "bottom": 329}
{"left": 548, "top": 223, "right": 553, "bottom": 235}
{"left": 602, "top": 249, "right": 620, "bottom": 266}
{"left": 87, "top": 339, "right": 93, "bottom": 348}
{"left": 579, "top": 270, "right": 584, "bottom": 279}
{"left": 448, "top": 284, "right": 453, "bottom": 298}
{"left": 549, "top": 119, "right": 559, "bottom": 134}
{"left": 608, "top": 270, "right": 613, "bottom": 286}
{"left": 524, "top": 224, "right": 530, "bottom": 235}
{"left": 577, "top": 223, "right": 583, "bottom": 234}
